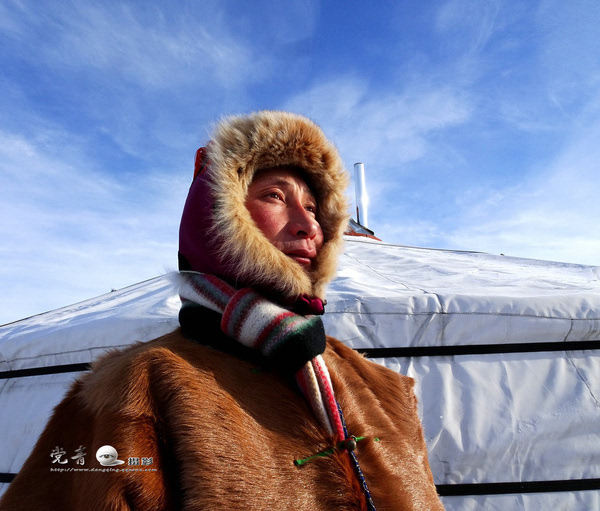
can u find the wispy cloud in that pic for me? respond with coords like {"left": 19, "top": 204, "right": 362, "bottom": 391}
{"left": 0, "top": 0, "right": 293, "bottom": 323}
{"left": 0, "top": 127, "right": 188, "bottom": 323}
{"left": 390, "top": 96, "right": 600, "bottom": 265}
{"left": 0, "top": 2, "right": 264, "bottom": 89}
{"left": 434, "top": 0, "right": 503, "bottom": 59}
{"left": 1, "top": 0, "right": 599, "bottom": 324}
{"left": 0, "top": 1, "right": 277, "bottom": 165}
{"left": 284, "top": 76, "right": 472, "bottom": 172}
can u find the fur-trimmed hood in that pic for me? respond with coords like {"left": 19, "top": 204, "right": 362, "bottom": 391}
{"left": 179, "top": 111, "right": 349, "bottom": 302}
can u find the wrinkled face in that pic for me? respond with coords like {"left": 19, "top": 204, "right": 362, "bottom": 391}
{"left": 245, "top": 167, "right": 324, "bottom": 269}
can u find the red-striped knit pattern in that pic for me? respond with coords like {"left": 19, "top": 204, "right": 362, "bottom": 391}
{"left": 312, "top": 356, "right": 345, "bottom": 439}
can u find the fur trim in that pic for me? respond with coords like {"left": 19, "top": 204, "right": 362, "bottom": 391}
{"left": 206, "top": 111, "right": 349, "bottom": 300}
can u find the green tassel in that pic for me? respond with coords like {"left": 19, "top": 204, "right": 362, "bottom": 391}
{"left": 294, "top": 436, "right": 367, "bottom": 466}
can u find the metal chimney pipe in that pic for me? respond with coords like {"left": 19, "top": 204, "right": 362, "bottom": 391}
{"left": 354, "top": 162, "right": 369, "bottom": 228}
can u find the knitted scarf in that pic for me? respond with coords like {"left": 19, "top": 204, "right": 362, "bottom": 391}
{"left": 176, "top": 271, "right": 345, "bottom": 440}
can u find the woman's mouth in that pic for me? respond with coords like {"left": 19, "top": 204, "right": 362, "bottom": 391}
{"left": 288, "top": 254, "right": 312, "bottom": 266}
{"left": 284, "top": 249, "right": 315, "bottom": 267}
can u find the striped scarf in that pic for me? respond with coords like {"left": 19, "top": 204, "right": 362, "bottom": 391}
{"left": 177, "top": 271, "right": 345, "bottom": 440}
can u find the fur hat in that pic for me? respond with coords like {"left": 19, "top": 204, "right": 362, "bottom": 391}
{"left": 179, "top": 111, "right": 349, "bottom": 302}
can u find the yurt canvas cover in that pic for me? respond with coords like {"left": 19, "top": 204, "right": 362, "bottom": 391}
{"left": 2, "top": 237, "right": 600, "bottom": 510}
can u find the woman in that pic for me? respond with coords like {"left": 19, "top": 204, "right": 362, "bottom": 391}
{"left": 1, "top": 111, "right": 443, "bottom": 510}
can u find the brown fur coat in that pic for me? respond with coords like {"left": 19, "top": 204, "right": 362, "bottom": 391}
{"left": 1, "top": 331, "right": 443, "bottom": 510}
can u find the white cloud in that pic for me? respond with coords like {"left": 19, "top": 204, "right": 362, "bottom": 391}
{"left": 435, "top": 104, "right": 600, "bottom": 265}
{"left": 435, "top": 0, "right": 503, "bottom": 57}
{"left": 0, "top": 128, "right": 188, "bottom": 324}
{"left": 0, "top": 1, "right": 267, "bottom": 89}
{"left": 283, "top": 75, "right": 473, "bottom": 236}
{"left": 284, "top": 76, "right": 472, "bottom": 169}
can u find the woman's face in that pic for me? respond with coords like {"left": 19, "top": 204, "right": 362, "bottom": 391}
{"left": 245, "top": 167, "right": 324, "bottom": 269}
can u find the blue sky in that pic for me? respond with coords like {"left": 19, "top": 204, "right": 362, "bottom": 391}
{"left": 1, "top": 0, "right": 599, "bottom": 324}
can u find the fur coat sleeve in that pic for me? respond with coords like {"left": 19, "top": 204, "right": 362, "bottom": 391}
{"left": 0, "top": 331, "right": 443, "bottom": 510}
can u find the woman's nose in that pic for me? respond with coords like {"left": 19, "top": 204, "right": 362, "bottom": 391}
{"left": 289, "top": 205, "right": 319, "bottom": 239}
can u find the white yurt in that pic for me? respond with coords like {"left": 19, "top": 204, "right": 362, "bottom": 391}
{"left": 2, "top": 234, "right": 600, "bottom": 510}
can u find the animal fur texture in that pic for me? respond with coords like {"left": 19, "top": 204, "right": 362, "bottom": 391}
{"left": 1, "top": 332, "right": 444, "bottom": 510}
